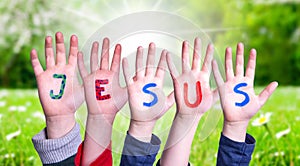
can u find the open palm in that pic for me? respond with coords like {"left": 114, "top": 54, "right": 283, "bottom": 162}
{"left": 78, "top": 38, "right": 127, "bottom": 116}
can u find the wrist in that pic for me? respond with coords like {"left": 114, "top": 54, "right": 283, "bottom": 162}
{"left": 222, "top": 120, "right": 249, "bottom": 142}
{"left": 46, "top": 115, "right": 75, "bottom": 139}
{"left": 87, "top": 114, "right": 116, "bottom": 125}
{"left": 175, "top": 112, "right": 202, "bottom": 122}
{"left": 128, "top": 120, "right": 156, "bottom": 142}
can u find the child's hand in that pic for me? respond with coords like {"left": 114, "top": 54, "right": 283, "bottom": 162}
{"left": 160, "top": 38, "right": 217, "bottom": 165}
{"left": 78, "top": 38, "right": 127, "bottom": 120}
{"left": 167, "top": 38, "right": 217, "bottom": 117}
{"left": 77, "top": 38, "right": 127, "bottom": 165}
{"left": 122, "top": 43, "right": 174, "bottom": 142}
{"left": 30, "top": 32, "right": 84, "bottom": 139}
{"left": 212, "top": 43, "right": 278, "bottom": 141}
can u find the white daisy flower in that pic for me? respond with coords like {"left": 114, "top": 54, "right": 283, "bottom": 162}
{"left": 28, "top": 156, "right": 35, "bottom": 161}
{"left": 6, "top": 129, "right": 21, "bottom": 141}
{"left": 32, "top": 111, "right": 45, "bottom": 121}
{"left": 251, "top": 112, "right": 272, "bottom": 126}
{"left": 8, "top": 106, "right": 18, "bottom": 112}
{"left": 275, "top": 127, "right": 291, "bottom": 139}
{"left": 0, "top": 101, "right": 6, "bottom": 107}
{"left": 17, "top": 106, "right": 27, "bottom": 112}
{"left": 274, "top": 151, "right": 285, "bottom": 157}
{"left": 25, "top": 102, "right": 32, "bottom": 106}
{"left": 4, "top": 153, "right": 15, "bottom": 158}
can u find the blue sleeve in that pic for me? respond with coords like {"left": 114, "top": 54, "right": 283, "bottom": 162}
{"left": 120, "top": 132, "right": 161, "bottom": 166}
{"left": 217, "top": 133, "right": 255, "bottom": 166}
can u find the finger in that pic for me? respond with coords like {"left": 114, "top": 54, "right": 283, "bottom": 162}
{"left": 135, "top": 46, "right": 144, "bottom": 80}
{"left": 55, "top": 32, "right": 66, "bottom": 65}
{"left": 155, "top": 49, "right": 167, "bottom": 79}
{"left": 201, "top": 44, "right": 214, "bottom": 74}
{"left": 164, "top": 91, "right": 175, "bottom": 111}
{"left": 258, "top": 81, "right": 278, "bottom": 106}
{"left": 77, "top": 51, "right": 89, "bottom": 78}
{"left": 100, "top": 38, "right": 110, "bottom": 70}
{"left": 235, "top": 42, "right": 244, "bottom": 77}
{"left": 245, "top": 49, "right": 257, "bottom": 81}
{"left": 90, "top": 42, "right": 99, "bottom": 72}
{"left": 122, "top": 58, "right": 134, "bottom": 85}
{"left": 45, "top": 36, "right": 55, "bottom": 68}
{"left": 225, "top": 47, "right": 234, "bottom": 81}
{"left": 166, "top": 52, "right": 179, "bottom": 79}
{"left": 68, "top": 35, "right": 78, "bottom": 66}
{"left": 30, "top": 49, "right": 44, "bottom": 76}
{"left": 182, "top": 41, "right": 190, "bottom": 73}
{"left": 145, "top": 42, "right": 156, "bottom": 77}
{"left": 110, "top": 44, "right": 122, "bottom": 73}
{"left": 212, "top": 60, "right": 224, "bottom": 87}
{"left": 212, "top": 88, "right": 219, "bottom": 104}
{"left": 192, "top": 37, "right": 201, "bottom": 71}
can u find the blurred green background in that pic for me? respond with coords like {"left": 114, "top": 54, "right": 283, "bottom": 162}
{"left": 1, "top": 0, "right": 300, "bottom": 88}
{"left": 1, "top": 0, "right": 300, "bottom": 165}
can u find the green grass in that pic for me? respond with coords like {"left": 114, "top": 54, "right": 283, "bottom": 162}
{"left": 0, "top": 87, "right": 300, "bottom": 165}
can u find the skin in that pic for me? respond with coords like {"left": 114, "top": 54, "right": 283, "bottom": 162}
{"left": 212, "top": 43, "right": 278, "bottom": 142}
{"left": 160, "top": 38, "right": 218, "bottom": 165}
{"left": 77, "top": 38, "right": 127, "bottom": 166}
{"left": 122, "top": 43, "right": 174, "bottom": 142}
{"left": 30, "top": 32, "right": 84, "bottom": 139}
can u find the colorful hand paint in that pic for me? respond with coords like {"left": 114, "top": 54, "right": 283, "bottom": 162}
{"left": 95, "top": 79, "right": 111, "bottom": 100}
{"left": 184, "top": 81, "right": 202, "bottom": 108}
{"left": 233, "top": 82, "right": 250, "bottom": 107}
{"left": 142, "top": 83, "right": 158, "bottom": 107}
{"left": 50, "top": 74, "right": 66, "bottom": 99}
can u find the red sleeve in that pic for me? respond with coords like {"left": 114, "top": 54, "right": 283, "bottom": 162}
{"left": 75, "top": 142, "right": 112, "bottom": 166}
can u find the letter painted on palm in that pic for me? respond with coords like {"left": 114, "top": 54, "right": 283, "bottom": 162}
{"left": 184, "top": 81, "right": 202, "bottom": 108}
{"left": 233, "top": 82, "right": 250, "bottom": 107}
{"left": 95, "top": 79, "right": 111, "bottom": 100}
{"left": 50, "top": 74, "right": 66, "bottom": 99}
{"left": 142, "top": 83, "right": 158, "bottom": 107}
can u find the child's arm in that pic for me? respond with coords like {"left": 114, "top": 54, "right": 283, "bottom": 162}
{"left": 120, "top": 43, "right": 174, "bottom": 165}
{"left": 77, "top": 38, "right": 127, "bottom": 166}
{"left": 31, "top": 32, "right": 84, "bottom": 164}
{"left": 159, "top": 38, "right": 217, "bottom": 166}
{"left": 212, "top": 43, "right": 278, "bottom": 165}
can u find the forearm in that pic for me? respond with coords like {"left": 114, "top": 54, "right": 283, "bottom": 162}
{"left": 46, "top": 115, "right": 76, "bottom": 139}
{"left": 160, "top": 113, "right": 201, "bottom": 166}
{"left": 81, "top": 114, "right": 115, "bottom": 166}
{"left": 222, "top": 120, "right": 249, "bottom": 142}
{"left": 128, "top": 120, "right": 155, "bottom": 142}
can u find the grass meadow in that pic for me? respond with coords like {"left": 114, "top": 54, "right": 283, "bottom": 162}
{"left": 0, "top": 86, "right": 300, "bottom": 166}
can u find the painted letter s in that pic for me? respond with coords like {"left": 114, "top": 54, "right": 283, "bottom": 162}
{"left": 142, "top": 83, "right": 158, "bottom": 107}
{"left": 233, "top": 82, "right": 250, "bottom": 107}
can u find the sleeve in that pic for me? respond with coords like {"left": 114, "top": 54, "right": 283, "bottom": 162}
{"left": 120, "top": 132, "right": 161, "bottom": 166}
{"left": 155, "top": 159, "right": 190, "bottom": 166}
{"left": 216, "top": 133, "right": 256, "bottom": 166}
{"left": 74, "top": 142, "right": 112, "bottom": 166}
{"left": 32, "top": 123, "right": 82, "bottom": 165}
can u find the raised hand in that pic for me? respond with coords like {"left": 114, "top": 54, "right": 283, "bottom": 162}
{"left": 212, "top": 43, "right": 278, "bottom": 141}
{"left": 167, "top": 38, "right": 217, "bottom": 115}
{"left": 160, "top": 38, "right": 217, "bottom": 166}
{"left": 122, "top": 43, "right": 174, "bottom": 142}
{"left": 30, "top": 32, "right": 84, "bottom": 139}
{"left": 78, "top": 38, "right": 127, "bottom": 116}
{"left": 77, "top": 38, "right": 127, "bottom": 165}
